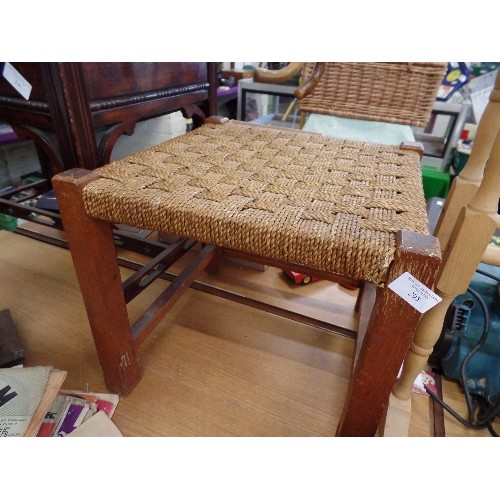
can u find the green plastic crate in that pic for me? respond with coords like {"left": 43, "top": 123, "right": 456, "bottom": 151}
{"left": 421, "top": 166, "right": 451, "bottom": 200}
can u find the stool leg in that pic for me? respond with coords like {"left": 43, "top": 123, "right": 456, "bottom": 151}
{"left": 205, "top": 245, "right": 223, "bottom": 275}
{"left": 53, "top": 168, "right": 142, "bottom": 395}
{"left": 336, "top": 231, "right": 441, "bottom": 436}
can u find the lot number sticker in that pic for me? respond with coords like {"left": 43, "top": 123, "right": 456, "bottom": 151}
{"left": 388, "top": 272, "right": 441, "bottom": 313}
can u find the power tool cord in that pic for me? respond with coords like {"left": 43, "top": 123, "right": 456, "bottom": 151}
{"left": 425, "top": 282, "right": 499, "bottom": 436}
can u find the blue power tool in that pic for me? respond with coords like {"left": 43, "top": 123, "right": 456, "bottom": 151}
{"left": 430, "top": 263, "right": 500, "bottom": 412}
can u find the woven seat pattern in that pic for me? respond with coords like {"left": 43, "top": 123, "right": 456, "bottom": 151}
{"left": 299, "top": 62, "right": 447, "bottom": 128}
{"left": 83, "top": 120, "right": 429, "bottom": 284}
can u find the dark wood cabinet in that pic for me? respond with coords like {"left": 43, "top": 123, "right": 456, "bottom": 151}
{"left": 0, "top": 62, "right": 218, "bottom": 242}
{"left": 0, "top": 62, "right": 218, "bottom": 178}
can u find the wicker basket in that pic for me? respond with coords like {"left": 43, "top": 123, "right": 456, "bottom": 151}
{"left": 299, "top": 62, "right": 447, "bottom": 128}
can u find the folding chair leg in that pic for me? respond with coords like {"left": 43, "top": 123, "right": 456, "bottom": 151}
{"left": 53, "top": 169, "right": 141, "bottom": 395}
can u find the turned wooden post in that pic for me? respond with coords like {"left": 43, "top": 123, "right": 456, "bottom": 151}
{"left": 434, "top": 71, "right": 500, "bottom": 250}
{"left": 383, "top": 73, "right": 500, "bottom": 436}
{"left": 391, "top": 128, "right": 500, "bottom": 408}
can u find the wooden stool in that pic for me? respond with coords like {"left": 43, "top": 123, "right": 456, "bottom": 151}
{"left": 53, "top": 117, "right": 441, "bottom": 436}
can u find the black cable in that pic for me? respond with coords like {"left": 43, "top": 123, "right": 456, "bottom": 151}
{"left": 477, "top": 397, "right": 500, "bottom": 426}
{"left": 475, "top": 267, "right": 500, "bottom": 283}
{"left": 459, "top": 287, "right": 490, "bottom": 421}
{"left": 425, "top": 385, "right": 490, "bottom": 430}
{"left": 468, "top": 268, "right": 500, "bottom": 428}
{"left": 425, "top": 385, "right": 500, "bottom": 433}
{"left": 459, "top": 288, "right": 500, "bottom": 427}
{"left": 425, "top": 286, "right": 500, "bottom": 436}
{"left": 487, "top": 420, "right": 500, "bottom": 437}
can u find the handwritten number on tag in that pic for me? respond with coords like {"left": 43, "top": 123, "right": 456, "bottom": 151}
{"left": 388, "top": 272, "right": 442, "bottom": 313}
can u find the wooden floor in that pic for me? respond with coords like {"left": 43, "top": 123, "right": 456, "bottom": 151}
{"left": 0, "top": 226, "right": 493, "bottom": 437}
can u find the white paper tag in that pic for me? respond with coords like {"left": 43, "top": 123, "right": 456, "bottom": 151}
{"left": 2, "top": 62, "right": 32, "bottom": 100}
{"left": 388, "top": 271, "right": 442, "bottom": 313}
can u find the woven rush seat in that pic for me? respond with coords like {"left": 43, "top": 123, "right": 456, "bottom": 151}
{"left": 82, "top": 119, "right": 429, "bottom": 285}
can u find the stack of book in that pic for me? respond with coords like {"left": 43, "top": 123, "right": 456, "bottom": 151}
{"left": 0, "top": 365, "right": 121, "bottom": 437}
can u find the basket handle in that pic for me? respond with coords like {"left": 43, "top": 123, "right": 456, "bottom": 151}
{"left": 295, "top": 63, "right": 326, "bottom": 99}
{"left": 253, "top": 62, "right": 304, "bottom": 84}
{"left": 253, "top": 62, "right": 326, "bottom": 99}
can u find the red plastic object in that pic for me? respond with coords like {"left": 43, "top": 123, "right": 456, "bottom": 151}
{"left": 283, "top": 269, "right": 320, "bottom": 285}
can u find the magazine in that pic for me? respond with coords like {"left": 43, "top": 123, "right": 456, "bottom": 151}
{"left": 0, "top": 366, "right": 52, "bottom": 437}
